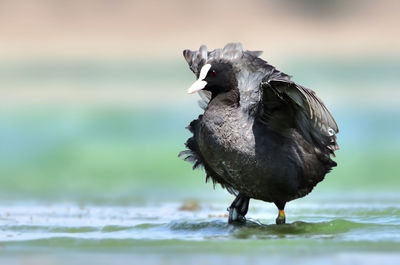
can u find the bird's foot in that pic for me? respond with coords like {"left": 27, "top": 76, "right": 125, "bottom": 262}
{"left": 275, "top": 209, "right": 286, "bottom": 225}
{"left": 227, "top": 194, "right": 250, "bottom": 225}
{"left": 228, "top": 206, "right": 247, "bottom": 224}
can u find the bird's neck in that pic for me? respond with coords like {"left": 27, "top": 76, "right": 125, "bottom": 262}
{"left": 209, "top": 88, "right": 240, "bottom": 108}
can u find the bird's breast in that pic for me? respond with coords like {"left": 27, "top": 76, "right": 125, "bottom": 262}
{"left": 199, "top": 107, "right": 256, "bottom": 158}
{"left": 197, "top": 107, "right": 258, "bottom": 184}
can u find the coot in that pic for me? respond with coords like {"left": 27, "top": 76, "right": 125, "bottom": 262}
{"left": 179, "top": 43, "right": 339, "bottom": 224}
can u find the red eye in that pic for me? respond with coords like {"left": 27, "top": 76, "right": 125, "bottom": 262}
{"left": 211, "top": 70, "right": 216, "bottom": 76}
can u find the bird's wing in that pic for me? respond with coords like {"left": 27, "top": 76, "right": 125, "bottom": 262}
{"left": 260, "top": 77, "right": 339, "bottom": 154}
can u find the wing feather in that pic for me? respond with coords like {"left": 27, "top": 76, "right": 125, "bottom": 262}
{"left": 262, "top": 78, "right": 339, "bottom": 153}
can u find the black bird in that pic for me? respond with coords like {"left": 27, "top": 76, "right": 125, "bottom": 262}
{"left": 179, "top": 43, "right": 339, "bottom": 225}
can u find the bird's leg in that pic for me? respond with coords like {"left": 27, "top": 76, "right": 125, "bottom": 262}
{"left": 274, "top": 202, "right": 286, "bottom": 225}
{"left": 227, "top": 193, "right": 250, "bottom": 224}
{"left": 276, "top": 209, "right": 286, "bottom": 224}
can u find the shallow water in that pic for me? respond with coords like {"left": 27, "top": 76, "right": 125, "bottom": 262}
{"left": 1, "top": 195, "right": 399, "bottom": 265}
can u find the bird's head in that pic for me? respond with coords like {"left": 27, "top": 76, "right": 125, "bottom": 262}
{"left": 187, "top": 61, "right": 238, "bottom": 98}
{"left": 183, "top": 43, "right": 269, "bottom": 110}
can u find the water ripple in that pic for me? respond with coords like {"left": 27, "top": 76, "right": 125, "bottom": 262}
{"left": 0, "top": 201, "right": 399, "bottom": 244}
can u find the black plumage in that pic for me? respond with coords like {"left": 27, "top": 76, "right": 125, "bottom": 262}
{"left": 179, "top": 43, "right": 339, "bottom": 224}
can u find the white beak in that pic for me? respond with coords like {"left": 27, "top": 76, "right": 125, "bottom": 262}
{"left": 187, "top": 64, "right": 211, "bottom": 94}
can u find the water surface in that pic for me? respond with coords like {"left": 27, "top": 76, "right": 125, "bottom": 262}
{"left": 1, "top": 194, "right": 399, "bottom": 265}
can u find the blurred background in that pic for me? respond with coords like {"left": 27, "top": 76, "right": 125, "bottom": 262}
{"left": 0, "top": 0, "right": 399, "bottom": 204}
{"left": 1, "top": 1, "right": 400, "bottom": 264}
